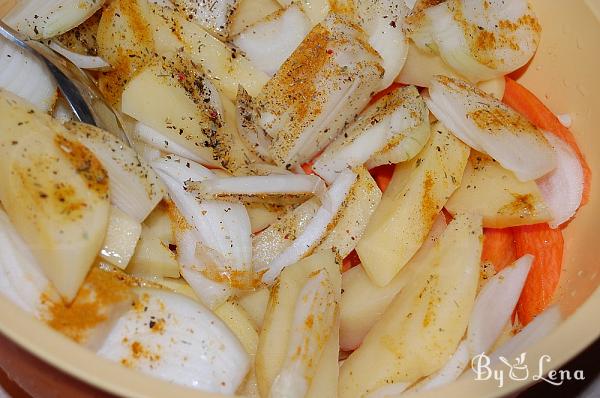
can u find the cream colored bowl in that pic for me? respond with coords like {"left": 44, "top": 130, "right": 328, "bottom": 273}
{"left": 1, "top": 0, "right": 599, "bottom": 397}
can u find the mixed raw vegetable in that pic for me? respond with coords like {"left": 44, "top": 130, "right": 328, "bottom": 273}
{"left": 0, "top": 0, "right": 590, "bottom": 397}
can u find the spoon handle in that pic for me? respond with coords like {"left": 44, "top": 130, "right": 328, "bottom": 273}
{"left": 0, "top": 20, "right": 131, "bottom": 145}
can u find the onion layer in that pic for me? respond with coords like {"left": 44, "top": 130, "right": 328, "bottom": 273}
{"left": 97, "top": 288, "right": 249, "bottom": 394}
{"left": 0, "top": 37, "right": 57, "bottom": 112}
{"left": 4, "top": 0, "right": 106, "bottom": 39}
{"left": 427, "top": 76, "right": 556, "bottom": 181}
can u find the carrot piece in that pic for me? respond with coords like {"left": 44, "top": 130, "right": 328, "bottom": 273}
{"left": 481, "top": 228, "right": 517, "bottom": 273}
{"left": 301, "top": 161, "right": 315, "bottom": 175}
{"left": 503, "top": 77, "right": 591, "bottom": 205}
{"left": 342, "top": 250, "right": 361, "bottom": 272}
{"left": 441, "top": 208, "right": 454, "bottom": 224}
{"left": 369, "top": 82, "right": 404, "bottom": 105}
{"left": 512, "top": 223, "right": 564, "bottom": 326}
{"left": 369, "top": 164, "right": 395, "bottom": 193}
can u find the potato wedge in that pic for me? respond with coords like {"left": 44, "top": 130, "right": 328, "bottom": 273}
{"left": 63, "top": 122, "right": 165, "bottom": 223}
{"left": 237, "top": 287, "right": 270, "bottom": 329}
{"left": 0, "top": 91, "right": 110, "bottom": 302}
{"left": 445, "top": 153, "right": 551, "bottom": 228}
{"left": 171, "top": 0, "right": 240, "bottom": 39}
{"left": 316, "top": 166, "right": 382, "bottom": 259}
{"left": 143, "top": 202, "right": 175, "bottom": 244}
{"left": 126, "top": 227, "right": 180, "bottom": 279}
{"left": 256, "top": 251, "right": 341, "bottom": 398}
{"left": 153, "top": 6, "right": 270, "bottom": 99}
{"left": 252, "top": 197, "right": 320, "bottom": 272}
{"left": 340, "top": 214, "right": 447, "bottom": 351}
{"left": 215, "top": 300, "right": 259, "bottom": 356}
{"left": 100, "top": 206, "right": 142, "bottom": 269}
{"left": 230, "top": 0, "right": 281, "bottom": 36}
{"left": 97, "top": 0, "right": 180, "bottom": 105}
{"left": 356, "top": 122, "right": 470, "bottom": 286}
{"left": 122, "top": 56, "right": 223, "bottom": 167}
{"left": 339, "top": 213, "right": 482, "bottom": 397}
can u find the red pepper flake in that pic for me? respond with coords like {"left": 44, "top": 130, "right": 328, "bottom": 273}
{"left": 326, "top": 49, "right": 334, "bottom": 55}
{"left": 177, "top": 73, "right": 186, "bottom": 81}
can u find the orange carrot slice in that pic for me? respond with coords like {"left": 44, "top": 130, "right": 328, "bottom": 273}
{"left": 301, "top": 161, "right": 316, "bottom": 175}
{"left": 342, "top": 250, "right": 361, "bottom": 272}
{"left": 503, "top": 78, "right": 591, "bottom": 205}
{"left": 369, "top": 164, "right": 395, "bottom": 193}
{"left": 512, "top": 223, "right": 564, "bottom": 326}
{"left": 482, "top": 228, "right": 517, "bottom": 273}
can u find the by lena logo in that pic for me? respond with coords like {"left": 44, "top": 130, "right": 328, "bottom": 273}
{"left": 471, "top": 352, "right": 585, "bottom": 388}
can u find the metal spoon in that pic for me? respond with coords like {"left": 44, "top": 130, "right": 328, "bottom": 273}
{"left": 0, "top": 20, "right": 131, "bottom": 145}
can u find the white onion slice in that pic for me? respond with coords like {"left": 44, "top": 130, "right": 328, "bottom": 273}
{"left": 427, "top": 76, "right": 556, "bottom": 181}
{"left": 405, "top": 0, "right": 540, "bottom": 82}
{"left": 97, "top": 288, "right": 249, "bottom": 394}
{"left": 467, "top": 255, "right": 533, "bottom": 357}
{"left": 0, "top": 209, "right": 57, "bottom": 316}
{"left": 188, "top": 174, "right": 326, "bottom": 203}
{"left": 171, "top": 0, "right": 239, "bottom": 39}
{"left": 134, "top": 122, "right": 209, "bottom": 165}
{"left": 64, "top": 122, "right": 165, "bottom": 223}
{"left": 261, "top": 169, "right": 357, "bottom": 284}
{"left": 152, "top": 156, "right": 253, "bottom": 279}
{"left": 48, "top": 41, "right": 110, "bottom": 70}
{"left": 257, "top": 14, "right": 383, "bottom": 167}
{"left": 408, "top": 341, "right": 470, "bottom": 393}
{"left": 0, "top": 37, "right": 57, "bottom": 112}
{"left": 3, "top": 0, "right": 105, "bottom": 39}
{"left": 252, "top": 198, "right": 321, "bottom": 271}
{"left": 233, "top": 5, "right": 311, "bottom": 76}
{"left": 177, "top": 230, "right": 232, "bottom": 309}
{"left": 236, "top": 86, "right": 273, "bottom": 162}
{"left": 488, "top": 306, "right": 562, "bottom": 366}
{"left": 313, "top": 86, "right": 428, "bottom": 183}
{"left": 270, "top": 268, "right": 336, "bottom": 398}
{"left": 355, "top": 0, "right": 410, "bottom": 89}
{"left": 536, "top": 132, "right": 584, "bottom": 229}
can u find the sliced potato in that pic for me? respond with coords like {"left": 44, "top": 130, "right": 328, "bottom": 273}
{"left": 237, "top": 287, "right": 271, "bottom": 329}
{"left": 0, "top": 91, "right": 110, "bottom": 302}
{"left": 121, "top": 59, "right": 222, "bottom": 167}
{"left": 230, "top": 0, "right": 281, "bottom": 36}
{"left": 64, "top": 122, "right": 165, "bottom": 223}
{"left": 143, "top": 202, "right": 175, "bottom": 244}
{"left": 445, "top": 153, "right": 552, "bottom": 228}
{"left": 396, "top": 42, "right": 463, "bottom": 88}
{"left": 316, "top": 166, "right": 381, "bottom": 259}
{"left": 100, "top": 206, "right": 142, "bottom": 269}
{"left": 255, "top": 251, "right": 341, "bottom": 398}
{"left": 356, "top": 122, "right": 470, "bottom": 286}
{"left": 97, "top": 0, "right": 180, "bottom": 105}
{"left": 340, "top": 214, "right": 447, "bottom": 351}
{"left": 339, "top": 214, "right": 482, "bottom": 396}
{"left": 215, "top": 300, "right": 259, "bottom": 356}
{"left": 153, "top": 5, "right": 270, "bottom": 99}
{"left": 252, "top": 197, "right": 320, "bottom": 271}
{"left": 171, "top": 0, "right": 240, "bottom": 39}
{"left": 126, "top": 227, "right": 180, "bottom": 279}
{"left": 247, "top": 203, "right": 287, "bottom": 233}
{"left": 151, "top": 277, "right": 199, "bottom": 301}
